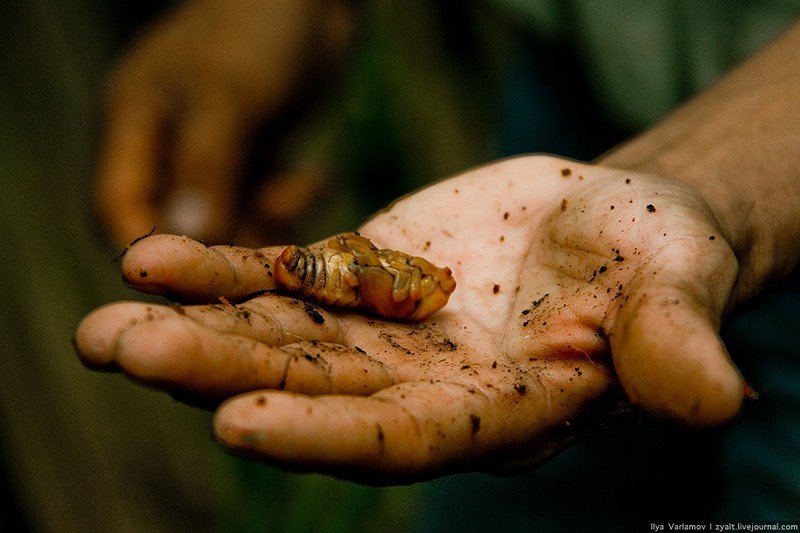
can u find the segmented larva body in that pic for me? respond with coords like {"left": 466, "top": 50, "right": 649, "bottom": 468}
{"left": 274, "top": 233, "right": 456, "bottom": 321}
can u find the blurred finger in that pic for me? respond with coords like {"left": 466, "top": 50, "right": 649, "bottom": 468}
{"left": 252, "top": 167, "right": 328, "bottom": 223}
{"left": 121, "top": 234, "right": 282, "bottom": 301}
{"left": 167, "top": 97, "right": 250, "bottom": 243}
{"left": 96, "top": 92, "right": 166, "bottom": 247}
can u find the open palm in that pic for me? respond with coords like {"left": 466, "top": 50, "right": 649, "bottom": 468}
{"left": 75, "top": 155, "right": 744, "bottom": 483}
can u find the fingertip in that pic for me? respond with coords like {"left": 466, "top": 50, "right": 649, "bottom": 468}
{"left": 212, "top": 394, "right": 250, "bottom": 448}
{"left": 120, "top": 234, "right": 209, "bottom": 295}
{"left": 74, "top": 301, "right": 144, "bottom": 368}
{"left": 212, "top": 392, "right": 305, "bottom": 458}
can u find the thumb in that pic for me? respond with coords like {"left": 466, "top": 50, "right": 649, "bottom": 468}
{"left": 609, "top": 241, "right": 745, "bottom": 426}
{"left": 165, "top": 97, "right": 250, "bottom": 244}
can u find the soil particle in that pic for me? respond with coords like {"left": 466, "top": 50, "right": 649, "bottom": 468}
{"left": 303, "top": 302, "right": 325, "bottom": 324}
{"left": 531, "top": 293, "right": 549, "bottom": 308}
{"left": 469, "top": 414, "right": 481, "bottom": 435}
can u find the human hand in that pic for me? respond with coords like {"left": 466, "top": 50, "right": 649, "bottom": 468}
{"left": 95, "top": 0, "right": 353, "bottom": 246}
{"left": 75, "top": 155, "right": 746, "bottom": 482}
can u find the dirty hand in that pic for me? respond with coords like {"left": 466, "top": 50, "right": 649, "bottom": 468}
{"left": 95, "top": 0, "right": 352, "bottom": 246}
{"left": 75, "top": 155, "right": 745, "bottom": 483}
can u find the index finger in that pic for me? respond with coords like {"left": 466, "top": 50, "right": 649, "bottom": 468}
{"left": 122, "top": 234, "right": 282, "bottom": 302}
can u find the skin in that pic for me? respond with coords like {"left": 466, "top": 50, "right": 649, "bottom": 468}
{"left": 82, "top": 5, "right": 800, "bottom": 483}
{"left": 76, "top": 156, "right": 746, "bottom": 482}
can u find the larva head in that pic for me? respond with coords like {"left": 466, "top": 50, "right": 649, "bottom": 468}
{"left": 405, "top": 265, "right": 456, "bottom": 321}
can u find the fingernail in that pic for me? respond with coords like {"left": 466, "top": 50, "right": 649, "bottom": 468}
{"left": 163, "top": 188, "right": 213, "bottom": 238}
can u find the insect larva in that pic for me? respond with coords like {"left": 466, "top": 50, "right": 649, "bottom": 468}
{"left": 274, "top": 233, "right": 456, "bottom": 321}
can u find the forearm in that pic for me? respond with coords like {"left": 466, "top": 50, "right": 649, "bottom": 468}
{"left": 600, "top": 21, "right": 800, "bottom": 303}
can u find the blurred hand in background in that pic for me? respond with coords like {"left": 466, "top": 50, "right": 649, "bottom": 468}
{"left": 95, "top": 0, "right": 354, "bottom": 247}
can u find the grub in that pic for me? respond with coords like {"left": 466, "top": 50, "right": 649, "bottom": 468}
{"left": 275, "top": 233, "right": 455, "bottom": 321}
